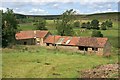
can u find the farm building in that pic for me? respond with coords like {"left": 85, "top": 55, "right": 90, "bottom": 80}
{"left": 15, "top": 30, "right": 51, "bottom": 45}
{"left": 44, "top": 35, "right": 111, "bottom": 56}
{"left": 15, "top": 30, "right": 111, "bottom": 56}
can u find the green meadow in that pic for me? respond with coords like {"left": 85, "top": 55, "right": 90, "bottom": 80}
{"left": 2, "top": 46, "right": 118, "bottom": 78}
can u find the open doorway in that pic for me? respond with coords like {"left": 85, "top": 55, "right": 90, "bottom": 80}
{"left": 78, "top": 46, "right": 88, "bottom": 51}
{"left": 24, "top": 42, "right": 27, "bottom": 45}
{"left": 46, "top": 43, "right": 50, "bottom": 46}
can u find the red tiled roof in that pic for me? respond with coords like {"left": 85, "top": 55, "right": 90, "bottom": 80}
{"left": 15, "top": 30, "right": 49, "bottom": 40}
{"left": 43, "top": 35, "right": 61, "bottom": 44}
{"left": 36, "top": 30, "right": 49, "bottom": 38}
{"left": 77, "top": 37, "right": 108, "bottom": 47}
{"left": 44, "top": 35, "right": 108, "bottom": 48}
{"left": 78, "top": 37, "right": 97, "bottom": 47}
{"left": 96, "top": 37, "right": 108, "bottom": 47}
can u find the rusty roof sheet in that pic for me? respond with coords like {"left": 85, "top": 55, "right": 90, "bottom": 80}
{"left": 44, "top": 35, "right": 108, "bottom": 48}
{"left": 43, "top": 35, "right": 61, "bottom": 44}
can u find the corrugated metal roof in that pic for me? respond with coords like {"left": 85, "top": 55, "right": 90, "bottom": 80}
{"left": 43, "top": 35, "right": 61, "bottom": 44}
{"left": 65, "top": 37, "right": 72, "bottom": 44}
{"left": 44, "top": 35, "right": 108, "bottom": 48}
{"left": 56, "top": 37, "right": 65, "bottom": 44}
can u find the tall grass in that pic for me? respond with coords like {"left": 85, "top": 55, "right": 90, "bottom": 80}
{"left": 2, "top": 45, "right": 118, "bottom": 78}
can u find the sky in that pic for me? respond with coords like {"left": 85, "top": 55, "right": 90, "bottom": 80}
{"left": 0, "top": 0, "right": 119, "bottom": 15}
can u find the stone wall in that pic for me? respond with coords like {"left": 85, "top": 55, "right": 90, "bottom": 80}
{"left": 103, "top": 41, "right": 111, "bottom": 56}
{"left": 97, "top": 48, "right": 103, "bottom": 55}
{"left": 17, "top": 38, "right": 35, "bottom": 45}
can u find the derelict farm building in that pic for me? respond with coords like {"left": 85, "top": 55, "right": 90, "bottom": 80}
{"left": 15, "top": 30, "right": 51, "bottom": 45}
{"left": 44, "top": 35, "right": 111, "bottom": 56}
{"left": 15, "top": 30, "right": 111, "bottom": 56}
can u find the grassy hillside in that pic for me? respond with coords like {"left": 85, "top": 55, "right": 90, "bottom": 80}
{"left": 18, "top": 12, "right": 119, "bottom": 30}
{"left": 16, "top": 12, "right": 119, "bottom": 20}
{"left": 2, "top": 45, "right": 118, "bottom": 78}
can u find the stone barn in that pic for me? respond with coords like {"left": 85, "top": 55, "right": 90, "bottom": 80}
{"left": 77, "top": 37, "right": 111, "bottom": 56}
{"left": 15, "top": 30, "right": 51, "bottom": 46}
{"left": 44, "top": 35, "right": 111, "bottom": 56}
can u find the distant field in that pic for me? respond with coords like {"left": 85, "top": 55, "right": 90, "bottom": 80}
{"left": 46, "top": 20, "right": 56, "bottom": 30}
{"left": 18, "top": 23, "right": 36, "bottom": 30}
{"left": 2, "top": 46, "right": 118, "bottom": 78}
{"left": 18, "top": 20, "right": 56, "bottom": 30}
{"left": 19, "top": 19, "right": 118, "bottom": 30}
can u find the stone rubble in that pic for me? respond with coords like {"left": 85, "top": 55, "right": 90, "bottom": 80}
{"left": 80, "top": 63, "right": 119, "bottom": 78}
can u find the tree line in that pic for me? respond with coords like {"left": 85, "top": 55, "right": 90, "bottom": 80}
{"left": 74, "top": 19, "right": 113, "bottom": 30}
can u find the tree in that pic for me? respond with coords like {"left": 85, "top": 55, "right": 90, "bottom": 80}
{"left": 56, "top": 9, "right": 75, "bottom": 36}
{"left": 101, "top": 22, "right": 107, "bottom": 30}
{"left": 34, "top": 18, "right": 47, "bottom": 30}
{"left": 0, "top": 10, "right": 2, "bottom": 47}
{"left": 91, "top": 19, "right": 99, "bottom": 30}
{"left": 81, "top": 22, "right": 86, "bottom": 28}
{"left": 86, "top": 21, "right": 91, "bottom": 29}
{"left": 105, "top": 19, "right": 113, "bottom": 29}
{"left": 73, "top": 21, "right": 80, "bottom": 27}
{"left": 2, "top": 8, "right": 19, "bottom": 47}
{"left": 91, "top": 30, "right": 103, "bottom": 37}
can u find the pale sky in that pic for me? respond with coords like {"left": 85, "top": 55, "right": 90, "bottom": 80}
{"left": 0, "top": 0, "right": 119, "bottom": 15}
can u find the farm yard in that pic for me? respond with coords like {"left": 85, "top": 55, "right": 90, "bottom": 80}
{"left": 2, "top": 7, "right": 119, "bottom": 78}
{"left": 2, "top": 45, "right": 118, "bottom": 78}
{"left": 2, "top": 18, "right": 119, "bottom": 78}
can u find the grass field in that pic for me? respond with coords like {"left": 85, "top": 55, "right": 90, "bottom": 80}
{"left": 18, "top": 23, "right": 36, "bottom": 30}
{"left": 2, "top": 45, "right": 118, "bottom": 78}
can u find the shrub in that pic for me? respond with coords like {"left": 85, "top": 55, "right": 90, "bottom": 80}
{"left": 91, "top": 19, "right": 99, "bottom": 30}
{"left": 81, "top": 22, "right": 86, "bottom": 28}
{"left": 91, "top": 30, "right": 103, "bottom": 37}
{"left": 101, "top": 22, "right": 107, "bottom": 30}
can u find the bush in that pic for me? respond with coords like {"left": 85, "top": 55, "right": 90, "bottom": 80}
{"left": 91, "top": 30, "right": 103, "bottom": 37}
{"left": 105, "top": 19, "right": 113, "bottom": 28}
{"left": 101, "top": 22, "right": 107, "bottom": 30}
{"left": 91, "top": 19, "right": 99, "bottom": 30}
{"left": 81, "top": 22, "right": 86, "bottom": 28}
{"left": 86, "top": 21, "right": 91, "bottom": 29}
